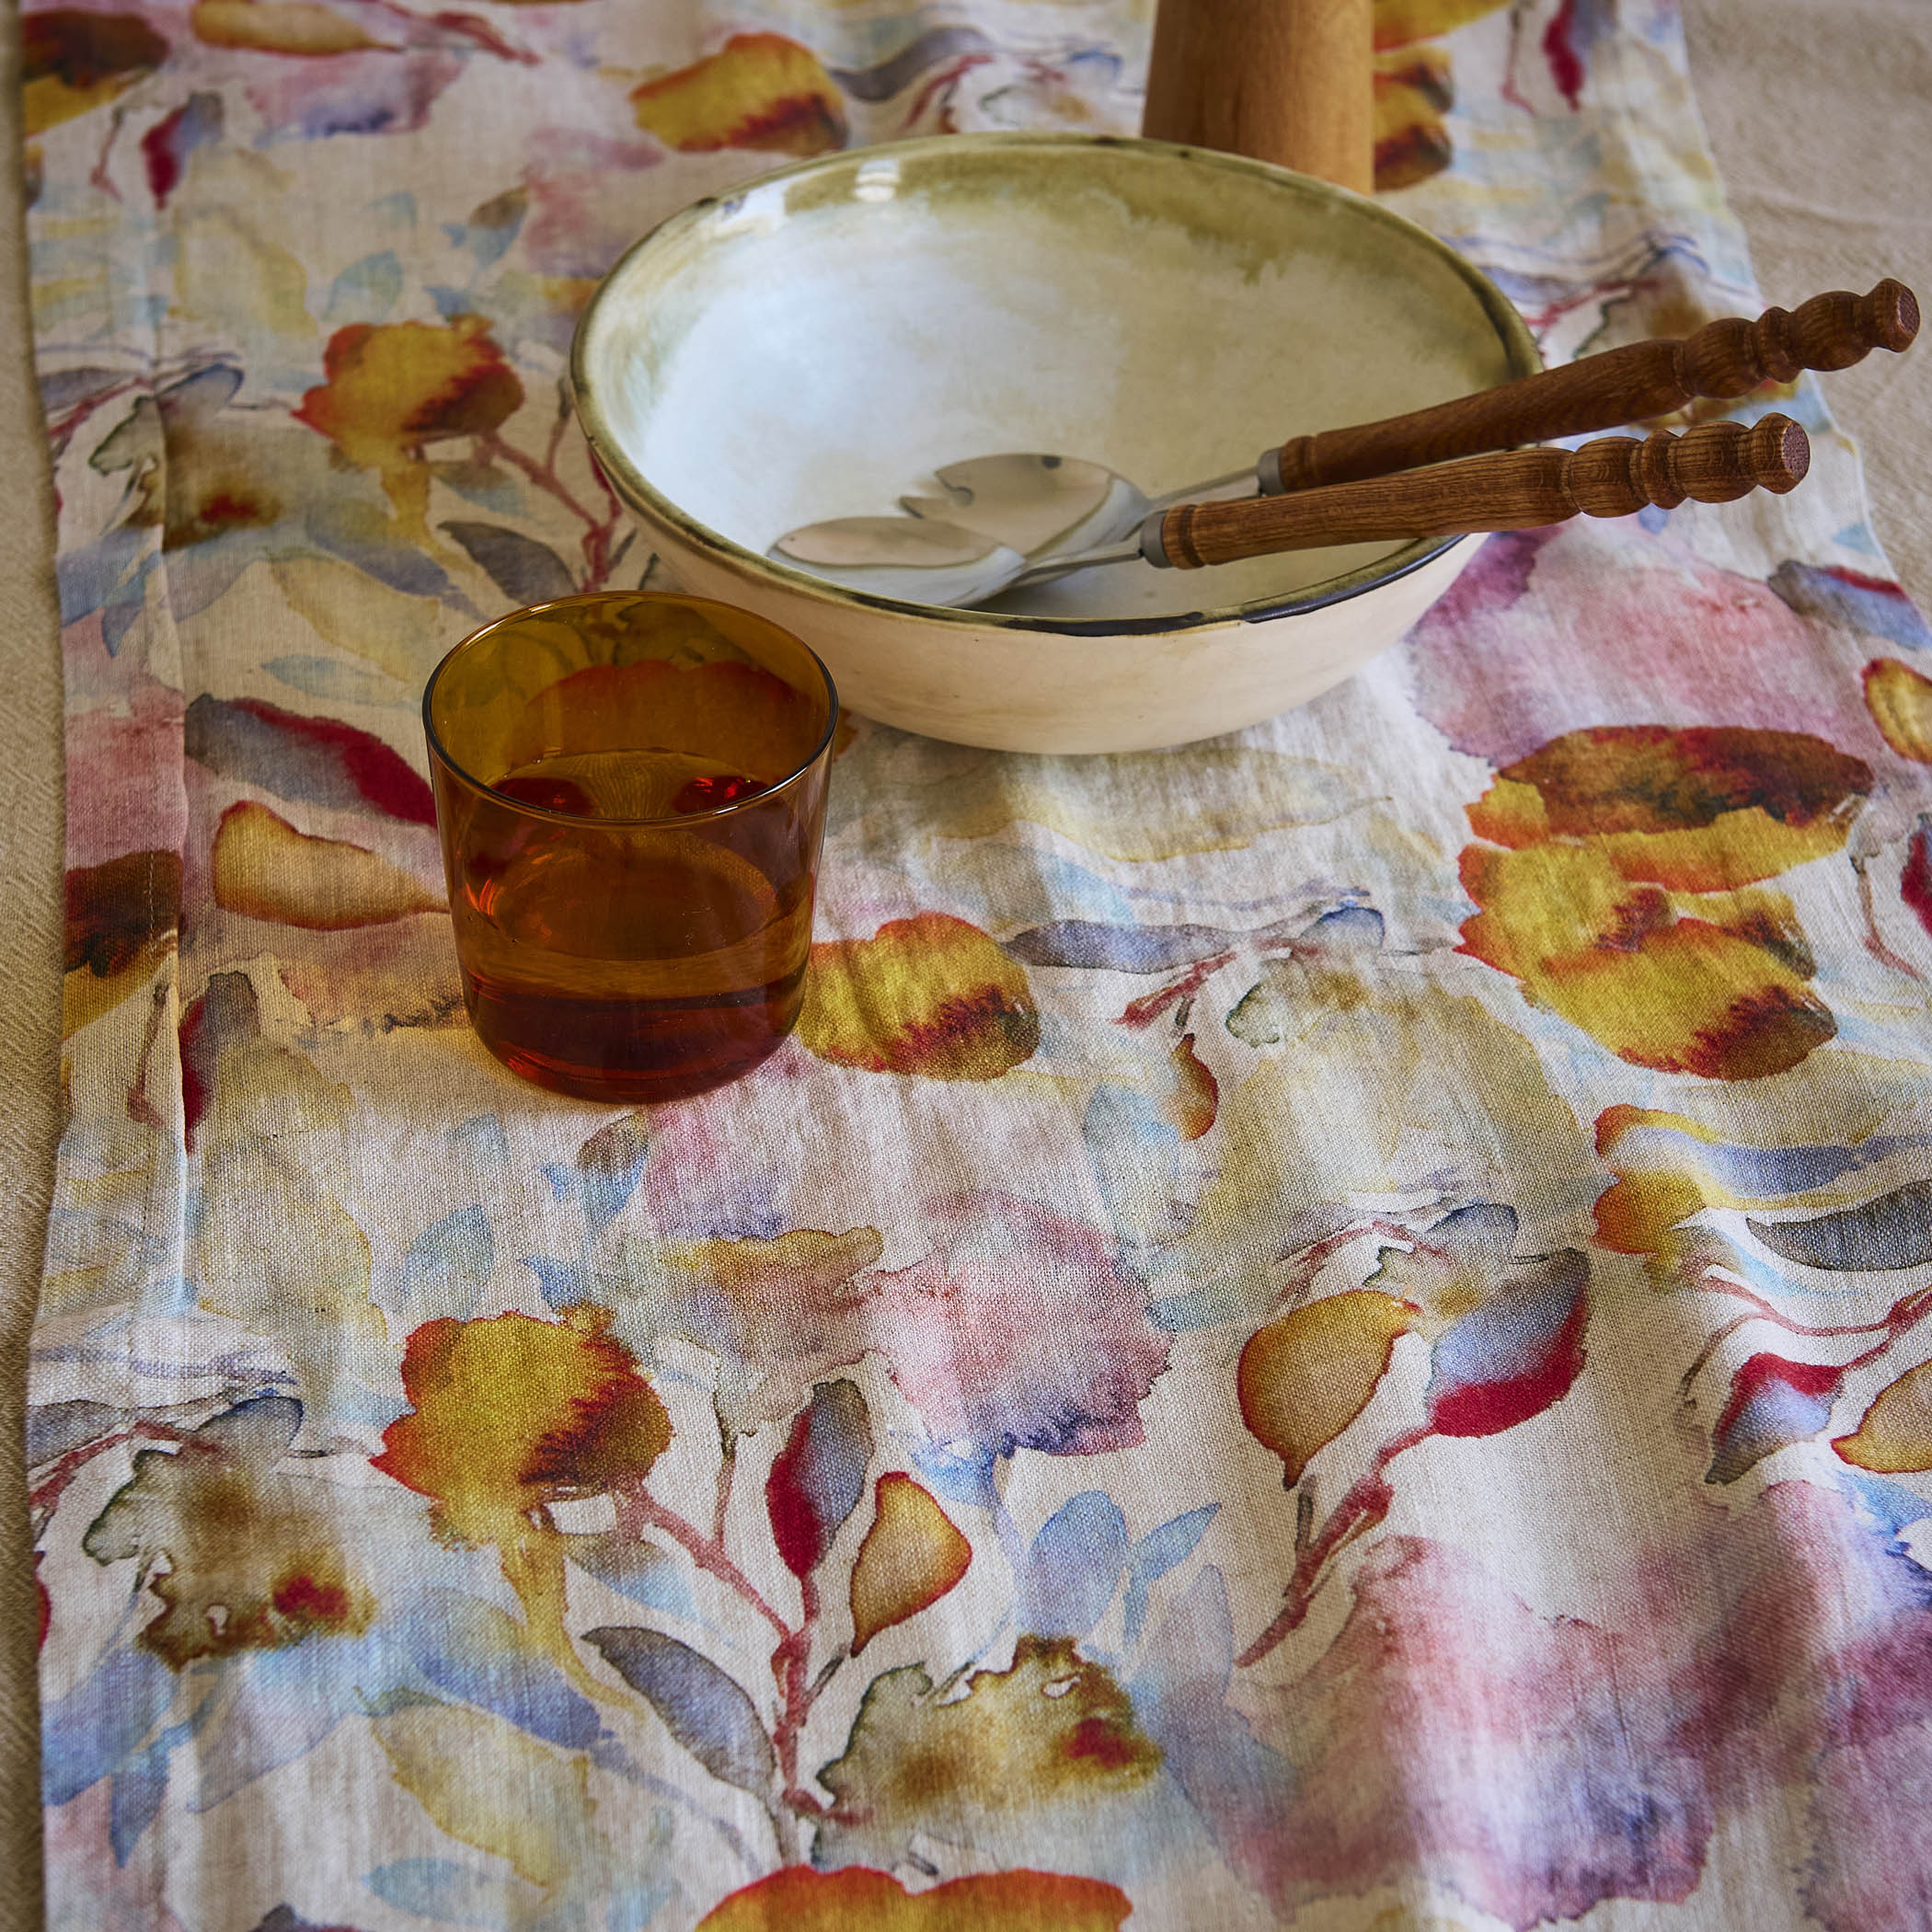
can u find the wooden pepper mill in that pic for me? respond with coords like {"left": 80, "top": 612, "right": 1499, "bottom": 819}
{"left": 1141, "top": 0, "right": 1375, "bottom": 194}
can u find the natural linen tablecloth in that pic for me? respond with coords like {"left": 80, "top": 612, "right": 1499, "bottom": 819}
{"left": 25, "top": 1, "right": 1932, "bottom": 1926}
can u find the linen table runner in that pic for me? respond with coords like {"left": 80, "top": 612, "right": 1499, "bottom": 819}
{"left": 25, "top": 2, "right": 1932, "bottom": 1926}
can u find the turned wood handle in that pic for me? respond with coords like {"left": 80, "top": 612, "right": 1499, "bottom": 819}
{"left": 1155, "top": 415, "right": 1810, "bottom": 569}
{"left": 1270, "top": 281, "right": 1916, "bottom": 493}
{"left": 1141, "top": 0, "right": 1374, "bottom": 194}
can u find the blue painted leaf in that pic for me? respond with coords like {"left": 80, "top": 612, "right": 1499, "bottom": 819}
{"left": 576, "top": 1114, "right": 651, "bottom": 1240}
{"left": 611, "top": 1876, "right": 678, "bottom": 1932}
{"left": 53, "top": 524, "right": 149, "bottom": 625}
{"left": 1128, "top": 1567, "right": 1296, "bottom": 1894}
{"left": 607, "top": 1807, "right": 677, "bottom": 1931}
{"left": 1296, "top": 903, "right": 1385, "bottom": 954}
{"left": 27, "top": 1397, "right": 126, "bottom": 1468}
{"left": 404, "top": 1592, "right": 603, "bottom": 1751}
{"left": 905, "top": 1438, "right": 1002, "bottom": 1511}
{"left": 1083, "top": 1081, "right": 1185, "bottom": 1256}
{"left": 40, "top": 364, "right": 125, "bottom": 418}
{"left": 442, "top": 186, "right": 527, "bottom": 270}
{"left": 1769, "top": 558, "right": 1932, "bottom": 652}
{"left": 323, "top": 249, "right": 402, "bottom": 325}
{"left": 40, "top": 1645, "right": 177, "bottom": 1805}
{"left": 195, "top": 1626, "right": 414, "bottom": 1808}
{"left": 365, "top": 1855, "right": 535, "bottom": 1926}
{"left": 108, "top": 1741, "right": 168, "bottom": 1863}
{"left": 430, "top": 458, "right": 523, "bottom": 515}
{"left": 444, "top": 1112, "right": 512, "bottom": 1165}
{"left": 185, "top": 693, "right": 439, "bottom": 823}
{"left": 1122, "top": 1503, "right": 1219, "bottom": 1646}
{"left": 584, "top": 1627, "right": 776, "bottom": 1794}
{"left": 831, "top": 24, "right": 994, "bottom": 100}
{"left": 1006, "top": 920, "right": 1237, "bottom": 973}
{"left": 442, "top": 521, "right": 576, "bottom": 606}
{"left": 1426, "top": 1250, "right": 1590, "bottom": 1438}
{"left": 1014, "top": 1491, "right": 1130, "bottom": 1640}
{"left": 307, "top": 498, "right": 463, "bottom": 604}
{"left": 565, "top": 1531, "right": 697, "bottom": 1620}
{"left": 1706, "top": 1353, "right": 1842, "bottom": 1485}
{"left": 1747, "top": 1180, "right": 1932, "bottom": 1272}
{"left": 264, "top": 654, "right": 412, "bottom": 708}
{"left": 399, "top": 1205, "right": 495, "bottom": 1317}
{"left": 1841, "top": 1469, "right": 1932, "bottom": 1549}
{"left": 523, "top": 1255, "right": 592, "bottom": 1310}
{"left": 766, "top": 1379, "right": 873, "bottom": 1578}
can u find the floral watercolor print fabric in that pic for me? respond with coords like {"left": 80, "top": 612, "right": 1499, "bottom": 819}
{"left": 25, "top": 0, "right": 1932, "bottom": 1927}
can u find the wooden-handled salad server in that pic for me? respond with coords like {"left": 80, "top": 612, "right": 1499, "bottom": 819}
{"left": 780, "top": 416, "right": 1810, "bottom": 606}
{"left": 1266, "top": 279, "right": 1916, "bottom": 491}
{"left": 770, "top": 282, "right": 1915, "bottom": 588}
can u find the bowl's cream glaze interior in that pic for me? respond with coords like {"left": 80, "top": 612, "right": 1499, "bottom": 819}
{"left": 578, "top": 136, "right": 1535, "bottom": 626}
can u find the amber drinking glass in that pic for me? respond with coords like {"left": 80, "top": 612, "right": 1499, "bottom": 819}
{"left": 424, "top": 592, "right": 837, "bottom": 1103}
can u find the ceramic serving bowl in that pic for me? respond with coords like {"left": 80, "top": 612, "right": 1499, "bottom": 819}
{"left": 571, "top": 132, "right": 1538, "bottom": 754}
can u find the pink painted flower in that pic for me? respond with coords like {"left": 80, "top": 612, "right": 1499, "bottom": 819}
{"left": 1405, "top": 523, "right": 1895, "bottom": 769}
{"left": 863, "top": 1191, "right": 1170, "bottom": 1457}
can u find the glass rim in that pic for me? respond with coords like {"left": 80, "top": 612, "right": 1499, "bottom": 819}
{"left": 421, "top": 590, "right": 841, "bottom": 829}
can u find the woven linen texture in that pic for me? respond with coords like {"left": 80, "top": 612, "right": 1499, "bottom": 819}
{"left": 25, "top": 2, "right": 1932, "bottom": 1926}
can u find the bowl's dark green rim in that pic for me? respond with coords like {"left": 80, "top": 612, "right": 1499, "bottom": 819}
{"left": 569, "top": 131, "right": 1543, "bottom": 638}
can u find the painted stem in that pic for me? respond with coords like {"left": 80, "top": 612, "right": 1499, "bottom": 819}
{"left": 1854, "top": 852, "right": 1926, "bottom": 981}
{"left": 478, "top": 433, "right": 622, "bottom": 589}
{"left": 1697, "top": 1272, "right": 1932, "bottom": 1345}
{"left": 1236, "top": 1426, "right": 1434, "bottom": 1669}
{"left": 711, "top": 1437, "right": 738, "bottom": 1548}
{"left": 620, "top": 1485, "right": 792, "bottom": 1640}
{"left": 1118, "top": 952, "right": 1236, "bottom": 1028}
{"left": 772, "top": 1573, "right": 818, "bottom": 1803}
{"left": 29, "top": 1422, "right": 187, "bottom": 1519}
{"left": 363, "top": 0, "right": 539, "bottom": 63}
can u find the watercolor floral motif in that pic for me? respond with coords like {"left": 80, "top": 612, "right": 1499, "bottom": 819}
{"left": 1459, "top": 725, "right": 1872, "bottom": 1079}
{"left": 1007, "top": 892, "right": 1606, "bottom": 1664}
{"left": 1596, "top": 1103, "right": 1932, "bottom": 1487}
{"left": 29, "top": 0, "right": 1932, "bottom": 1926}
{"left": 371, "top": 1310, "right": 983, "bottom": 1863}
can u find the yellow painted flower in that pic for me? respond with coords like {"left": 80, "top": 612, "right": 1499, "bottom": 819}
{"left": 699, "top": 1866, "right": 1131, "bottom": 1932}
{"left": 1835, "top": 1358, "right": 1932, "bottom": 1474}
{"left": 85, "top": 1396, "right": 374, "bottom": 1668}
{"left": 63, "top": 849, "right": 180, "bottom": 1039}
{"left": 374, "top": 1305, "right": 671, "bottom": 1547}
{"left": 212, "top": 800, "right": 443, "bottom": 929}
{"left": 630, "top": 33, "right": 846, "bottom": 157}
{"left": 1459, "top": 726, "right": 1869, "bottom": 1078}
{"left": 1239, "top": 1291, "right": 1419, "bottom": 1485}
{"left": 1368, "top": 0, "right": 1510, "bottom": 191}
{"left": 1864, "top": 658, "right": 1932, "bottom": 764}
{"left": 1374, "top": 46, "right": 1454, "bottom": 192}
{"left": 799, "top": 912, "right": 1039, "bottom": 1080}
{"left": 816, "top": 1638, "right": 1158, "bottom": 1872}
{"left": 190, "top": 1, "right": 390, "bottom": 55}
{"left": 22, "top": 10, "right": 168, "bottom": 140}
{"left": 295, "top": 316, "right": 523, "bottom": 536}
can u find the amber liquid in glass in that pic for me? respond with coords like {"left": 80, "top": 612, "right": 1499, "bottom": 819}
{"left": 452, "top": 748, "right": 811, "bottom": 1103}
